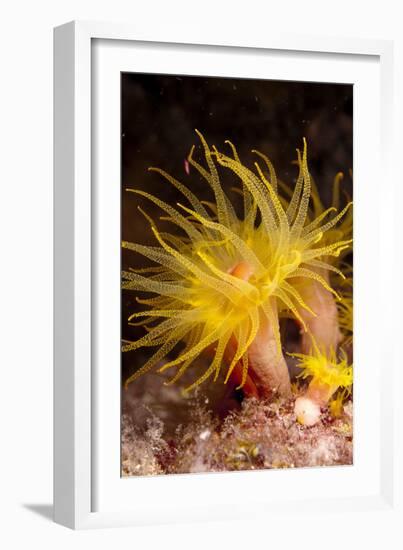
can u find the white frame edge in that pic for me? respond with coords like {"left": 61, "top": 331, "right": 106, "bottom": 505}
{"left": 54, "top": 20, "right": 396, "bottom": 530}
{"left": 54, "top": 21, "right": 92, "bottom": 529}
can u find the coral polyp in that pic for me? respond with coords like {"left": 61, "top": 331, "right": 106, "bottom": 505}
{"left": 292, "top": 341, "right": 353, "bottom": 426}
{"left": 122, "top": 131, "right": 352, "bottom": 398}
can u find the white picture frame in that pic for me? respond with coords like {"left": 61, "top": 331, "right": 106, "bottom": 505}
{"left": 54, "top": 20, "right": 400, "bottom": 532}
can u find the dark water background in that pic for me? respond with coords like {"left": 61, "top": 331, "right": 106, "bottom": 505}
{"left": 121, "top": 73, "right": 353, "bottom": 383}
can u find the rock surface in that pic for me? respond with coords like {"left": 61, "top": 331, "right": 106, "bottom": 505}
{"left": 122, "top": 374, "right": 353, "bottom": 476}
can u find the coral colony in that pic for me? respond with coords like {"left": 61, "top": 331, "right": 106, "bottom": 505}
{"left": 122, "top": 131, "right": 353, "bottom": 473}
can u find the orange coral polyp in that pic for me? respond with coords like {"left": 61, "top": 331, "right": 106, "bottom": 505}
{"left": 122, "top": 131, "right": 352, "bottom": 393}
{"left": 292, "top": 340, "right": 353, "bottom": 425}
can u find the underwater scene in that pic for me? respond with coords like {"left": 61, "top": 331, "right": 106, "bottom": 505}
{"left": 121, "top": 74, "right": 353, "bottom": 475}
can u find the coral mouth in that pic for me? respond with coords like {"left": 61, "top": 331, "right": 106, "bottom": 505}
{"left": 228, "top": 261, "right": 255, "bottom": 282}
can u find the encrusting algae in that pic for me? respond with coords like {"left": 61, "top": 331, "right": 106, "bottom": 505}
{"left": 122, "top": 131, "right": 353, "bottom": 426}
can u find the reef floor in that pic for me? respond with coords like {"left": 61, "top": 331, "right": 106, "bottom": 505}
{"left": 122, "top": 371, "right": 353, "bottom": 476}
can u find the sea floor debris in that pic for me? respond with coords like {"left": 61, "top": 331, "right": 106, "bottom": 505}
{"left": 122, "top": 372, "right": 352, "bottom": 476}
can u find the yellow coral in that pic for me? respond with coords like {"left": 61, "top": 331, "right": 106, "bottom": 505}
{"left": 122, "top": 131, "right": 352, "bottom": 391}
{"left": 306, "top": 170, "right": 353, "bottom": 261}
{"left": 279, "top": 167, "right": 352, "bottom": 268}
{"left": 292, "top": 341, "right": 353, "bottom": 391}
{"left": 329, "top": 390, "right": 349, "bottom": 418}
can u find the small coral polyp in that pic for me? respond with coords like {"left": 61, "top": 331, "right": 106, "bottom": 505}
{"left": 292, "top": 342, "right": 353, "bottom": 426}
{"left": 122, "top": 131, "right": 353, "bottom": 424}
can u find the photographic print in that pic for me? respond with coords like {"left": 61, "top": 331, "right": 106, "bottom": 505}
{"left": 121, "top": 74, "right": 353, "bottom": 476}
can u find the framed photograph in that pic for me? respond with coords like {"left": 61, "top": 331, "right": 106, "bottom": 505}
{"left": 54, "top": 21, "right": 399, "bottom": 531}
